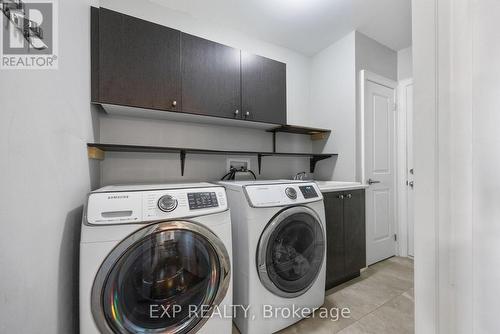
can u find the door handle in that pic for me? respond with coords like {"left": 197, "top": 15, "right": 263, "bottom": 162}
{"left": 367, "top": 179, "right": 381, "bottom": 185}
{"left": 408, "top": 181, "right": 414, "bottom": 189}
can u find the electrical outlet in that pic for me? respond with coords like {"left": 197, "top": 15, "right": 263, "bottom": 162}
{"left": 227, "top": 158, "right": 250, "bottom": 172}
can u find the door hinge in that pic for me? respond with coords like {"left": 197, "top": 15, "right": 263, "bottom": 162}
{"left": 394, "top": 234, "right": 397, "bottom": 242}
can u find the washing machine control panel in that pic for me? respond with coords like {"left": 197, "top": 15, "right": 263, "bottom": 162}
{"left": 299, "top": 185, "right": 319, "bottom": 199}
{"left": 187, "top": 192, "right": 219, "bottom": 210}
{"left": 86, "top": 186, "right": 227, "bottom": 225}
{"left": 244, "top": 182, "right": 322, "bottom": 208}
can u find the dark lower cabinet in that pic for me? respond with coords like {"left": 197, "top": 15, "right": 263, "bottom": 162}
{"left": 324, "top": 192, "right": 345, "bottom": 285}
{"left": 343, "top": 190, "right": 366, "bottom": 275}
{"left": 181, "top": 34, "right": 241, "bottom": 119}
{"left": 241, "top": 53, "right": 287, "bottom": 124}
{"left": 92, "top": 8, "right": 182, "bottom": 111}
{"left": 324, "top": 189, "right": 366, "bottom": 290}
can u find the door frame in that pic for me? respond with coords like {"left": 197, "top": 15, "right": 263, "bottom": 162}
{"left": 359, "top": 70, "right": 399, "bottom": 260}
{"left": 413, "top": 0, "right": 457, "bottom": 332}
{"left": 396, "top": 78, "right": 414, "bottom": 257}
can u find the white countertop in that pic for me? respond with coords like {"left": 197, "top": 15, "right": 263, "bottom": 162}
{"left": 314, "top": 181, "right": 368, "bottom": 192}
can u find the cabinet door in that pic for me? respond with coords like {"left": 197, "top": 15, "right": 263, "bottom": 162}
{"left": 323, "top": 191, "right": 345, "bottom": 289}
{"left": 343, "top": 190, "right": 366, "bottom": 275}
{"left": 181, "top": 34, "right": 241, "bottom": 119}
{"left": 241, "top": 52, "right": 286, "bottom": 124}
{"left": 97, "top": 8, "right": 181, "bottom": 111}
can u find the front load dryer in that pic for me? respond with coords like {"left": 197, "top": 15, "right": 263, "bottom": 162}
{"left": 218, "top": 180, "right": 326, "bottom": 334}
{"left": 80, "top": 183, "right": 232, "bottom": 334}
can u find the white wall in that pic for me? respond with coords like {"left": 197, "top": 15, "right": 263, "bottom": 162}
{"left": 398, "top": 46, "right": 413, "bottom": 80}
{"left": 471, "top": 1, "right": 500, "bottom": 332}
{"left": 309, "top": 32, "right": 356, "bottom": 181}
{"left": 0, "top": 1, "right": 98, "bottom": 333}
{"left": 355, "top": 32, "right": 398, "bottom": 81}
{"left": 354, "top": 32, "right": 398, "bottom": 181}
{"left": 98, "top": 114, "right": 312, "bottom": 183}
{"left": 447, "top": 2, "right": 473, "bottom": 332}
{"left": 412, "top": 1, "right": 440, "bottom": 332}
{"left": 308, "top": 31, "right": 398, "bottom": 182}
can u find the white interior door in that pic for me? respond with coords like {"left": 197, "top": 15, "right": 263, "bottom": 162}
{"left": 405, "top": 82, "right": 415, "bottom": 257}
{"left": 397, "top": 79, "right": 415, "bottom": 258}
{"left": 364, "top": 73, "right": 397, "bottom": 265}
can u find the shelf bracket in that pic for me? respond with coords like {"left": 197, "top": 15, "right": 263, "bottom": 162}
{"left": 258, "top": 154, "right": 262, "bottom": 174}
{"left": 180, "top": 150, "right": 186, "bottom": 176}
{"left": 272, "top": 132, "right": 276, "bottom": 153}
{"left": 310, "top": 155, "right": 331, "bottom": 173}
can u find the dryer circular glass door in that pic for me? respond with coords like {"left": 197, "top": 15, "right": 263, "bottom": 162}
{"left": 91, "top": 221, "right": 231, "bottom": 334}
{"left": 257, "top": 206, "right": 325, "bottom": 298}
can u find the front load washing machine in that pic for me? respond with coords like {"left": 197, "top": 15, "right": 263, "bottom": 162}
{"left": 80, "top": 183, "right": 232, "bottom": 334}
{"left": 218, "top": 180, "right": 326, "bottom": 334}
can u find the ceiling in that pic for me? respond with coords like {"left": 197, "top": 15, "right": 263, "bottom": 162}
{"left": 149, "top": 0, "right": 412, "bottom": 56}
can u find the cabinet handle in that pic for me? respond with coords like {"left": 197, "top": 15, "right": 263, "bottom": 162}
{"left": 172, "top": 100, "right": 177, "bottom": 107}
{"left": 346, "top": 193, "right": 352, "bottom": 199}
{"left": 234, "top": 109, "right": 240, "bottom": 116}
{"left": 245, "top": 111, "right": 250, "bottom": 118}
{"left": 338, "top": 194, "right": 344, "bottom": 200}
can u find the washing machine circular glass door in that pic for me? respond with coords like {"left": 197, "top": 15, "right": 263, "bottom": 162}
{"left": 91, "top": 221, "right": 231, "bottom": 334}
{"left": 257, "top": 206, "right": 325, "bottom": 298}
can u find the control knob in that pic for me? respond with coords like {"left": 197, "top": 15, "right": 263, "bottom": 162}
{"left": 285, "top": 187, "right": 297, "bottom": 200}
{"left": 158, "top": 195, "right": 178, "bottom": 212}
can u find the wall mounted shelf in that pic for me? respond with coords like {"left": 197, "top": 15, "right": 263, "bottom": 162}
{"left": 266, "top": 125, "right": 331, "bottom": 152}
{"left": 87, "top": 143, "right": 336, "bottom": 176}
{"left": 268, "top": 125, "right": 331, "bottom": 138}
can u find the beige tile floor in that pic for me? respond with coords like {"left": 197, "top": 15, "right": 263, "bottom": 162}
{"left": 232, "top": 257, "right": 414, "bottom": 334}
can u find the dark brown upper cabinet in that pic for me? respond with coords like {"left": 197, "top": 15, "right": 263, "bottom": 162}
{"left": 181, "top": 33, "right": 241, "bottom": 119}
{"left": 241, "top": 52, "right": 287, "bottom": 125}
{"left": 91, "top": 8, "right": 182, "bottom": 111}
{"left": 91, "top": 7, "right": 287, "bottom": 125}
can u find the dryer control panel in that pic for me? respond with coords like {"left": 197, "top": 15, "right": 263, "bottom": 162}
{"left": 86, "top": 186, "right": 227, "bottom": 225}
{"left": 244, "top": 182, "right": 322, "bottom": 208}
